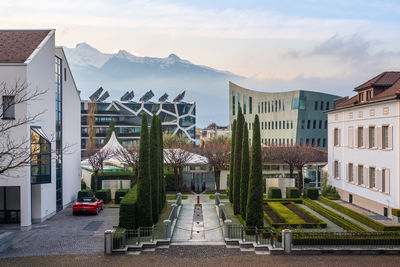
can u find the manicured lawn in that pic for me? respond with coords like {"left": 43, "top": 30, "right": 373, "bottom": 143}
{"left": 267, "top": 202, "right": 305, "bottom": 224}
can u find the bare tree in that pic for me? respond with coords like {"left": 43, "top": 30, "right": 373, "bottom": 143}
{"left": 86, "top": 147, "right": 111, "bottom": 193}
{"left": 115, "top": 146, "right": 139, "bottom": 184}
{"left": 163, "top": 132, "right": 195, "bottom": 192}
{"left": 0, "top": 81, "right": 47, "bottom": 176}
{"left": 199, "top": 135, "right": 230, "bottom": 191}
{"left": 263, "top": 145, "right": 327, "bottom": 195}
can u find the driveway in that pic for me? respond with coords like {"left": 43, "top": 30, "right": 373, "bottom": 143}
{"left": 0, "top": 205, "right": 119, "bottom": 258}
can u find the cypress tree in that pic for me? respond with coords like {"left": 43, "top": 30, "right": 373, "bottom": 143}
{"left": 149, "top": 115, "right": 160, "bottom": 223}
{"left": 158, "top": 116, "right": 165, "bottom": 212}
{"left": 136, "top": 113, "right": 153, "bottom": 227}
{"left": 233, "top": 107, "right": 244, "bottom": 214}
{"left": 229, "top": 120, "right": 236, "bottom": 203}
{"left": 240, "top": 124, "right": 249, "bottom": 219}
{"left": 246, "top": 115, "right": 264, "bottom": 228}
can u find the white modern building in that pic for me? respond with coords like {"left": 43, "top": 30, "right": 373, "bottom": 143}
{"left": 327, "top": 72, "right": 400, "bottom": 217}
{"left": 0, "top": 30, "right": 81, "bottom": 230}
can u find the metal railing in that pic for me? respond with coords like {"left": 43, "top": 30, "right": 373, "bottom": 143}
{"left": 292, "top": 231, "right": 400, "bottom": 249}
{"left": 224, "top": 223, "right": 282, "bottom": 248}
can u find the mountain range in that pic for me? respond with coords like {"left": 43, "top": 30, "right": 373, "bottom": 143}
{"left": 63, "top": 43, "right": 245, "bottom": 127}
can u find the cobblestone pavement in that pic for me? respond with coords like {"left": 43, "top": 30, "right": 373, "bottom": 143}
{"left": 0, "top": 205, "right": 119, "bottom": 258}
{"left": 1, "top": 246, "right": 400, "bottom": 266}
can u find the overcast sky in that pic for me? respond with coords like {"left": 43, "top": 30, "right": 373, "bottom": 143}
{"left": 2, "top": 0, "right": 400, "bottom": 96}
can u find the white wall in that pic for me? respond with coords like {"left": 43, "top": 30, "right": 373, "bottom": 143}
{"left": 328, "top": 100, "right": 399, "bottom": 209}
{"left": 56, "top": 48, "right": 81, "bottom": 207}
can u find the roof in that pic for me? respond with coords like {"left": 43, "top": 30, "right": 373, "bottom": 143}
{"left": 100, "top": 131, "right": 127, "bottom": 157}
{"left": 335, "top": 72, "right": 400, "bottom": 109}
{"left": 0, "top": 30, "right": 51, "bottom": 63}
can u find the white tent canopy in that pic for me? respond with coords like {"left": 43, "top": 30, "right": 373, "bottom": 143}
{"left": 100, "top": 131, "right": 128, "bottom": 158}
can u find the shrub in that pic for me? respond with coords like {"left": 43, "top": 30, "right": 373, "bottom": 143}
{"left": 95, "top": 189, "right": 111, "bottom": 203}
{"left": 90, "top": 172, "right": 136, "bottom": 191}
{"left": 304, "top": 187, "right": 319, "bottom": 200}
{"left": 321, "top": 185, "right": 340, "bottom": 200}
{"left": 165, "top": 172, "right": 175, "bottom": 192}
{"left": 268, "top": 187, "right": 282, "bottom": 199}
{"left": 81, "top": 180, "right": 87, "bottom": 190}
{"left": 119, "top": 185, "right": 138, "bottom": 229}
{"left": 303, "top": 178, "right": 311, "bottom": 184}
{"left": 318, "top": 196, "right": 400, "bottom": 231}
{"left": 264, "top": 198, "right": 303, "bottom": 204}
{"left": 115, "top": 189, "right": 129, "bottom": 204}
{"left": 303, "top": 198, "right": 365, "bottom": 231}
{"left": 78, "top": 189, "right": 93, "bottom": 199}
{"left": 286, "top": 187, "right": 299, "bottom": 198}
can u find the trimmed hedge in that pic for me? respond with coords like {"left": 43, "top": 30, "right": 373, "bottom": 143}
{"left": 286, "top": 187, "right": 299, "bottom": 198}
{"left": 95, "top": 189, "right": 111, "bottom": 203}
{"left": 115, "top": 189, "right": 129, "bottom": 204}
{"left": 264, "top": 198, "right": 303, "bottom": 204}
{"left": 303, "top": 198, "right": 366, "bottom": 231}
{"left": 304, "top": 187, "right": 319, "bottom": 200}
{"left": 77, "top": 189, "right": 93, "bottom": 199}
{"left": 209, "top": 195, "right": 229, "bottom": 200}
{"left": 318, "top": 196, "right": 400, "bottom": 231}
{"left": 268, "top": 202, "right": 305, "bottom": 224}
{"left": 290, "top": 202, "right": 327, "bottom": 228}
{"left": 81, "top": 180, "right": 87, "bottom": 190}
{"left": 91, "top": 172, "right": 135, "bottom": 191}
{"left": 268, "top": 187, "right": 282, "bottom": 199}
{"left": 165, "top": 172, "right": 175, "bottom": 192}
{"left": 119, "top": 185, "right": 138, "bottom": 229}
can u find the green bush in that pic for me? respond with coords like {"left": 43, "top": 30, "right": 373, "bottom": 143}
{"left": 119, "top": 185, "right": 138, "bottom": 229}
{"left": 77, "top": 189, "right": 93, "bottom": 199}
{"left": 286, "top": 187, "right": 299, "bottom": 198}
{"left": 237, "top": 214, "right": 247, "bottom": 226}
{"left": 321, "top": 185, "right": 340, "bottom": 200}
{"left": 264, "top": 198, "right": 303, "bottom": 204}
{"left": 165, "top": 172, "right": 175, "bottom": 192}
{"left": 268, "top": 187, "right": 282, "bottom": 199}
{"left": 95, "top": 189, "right": 111, "bottom": 203}
{"left": 81, "top": 180, "right": 87, "bottom": 190}
{"left": 303, "top": 198, "right": 365, "bottom": 231}
{"left": 115, "top": 189, "right": 129, "bottom": 204}
{"left": 318, "top": 196, "right": 400, "bottom": 231}
{"left": 304, "top": 187, "right": 319, "bottom": 200}
{"left": 91, "top": 172, "right": 136, "bottom": 191}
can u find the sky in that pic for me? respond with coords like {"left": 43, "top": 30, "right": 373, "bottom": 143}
{"left": 1, "top": 0, "right": 400, "bottom": 96}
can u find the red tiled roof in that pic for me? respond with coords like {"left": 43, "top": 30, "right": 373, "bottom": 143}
{"left": 336, "top": 71, "right": 400, "bottom": 109}
{"left": 0, "top": 30, "right": 51, "bottom": 63}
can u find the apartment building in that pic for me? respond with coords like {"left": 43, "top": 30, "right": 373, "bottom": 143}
{"left": 327, "top": 72, "right": 400, "bottom": 217}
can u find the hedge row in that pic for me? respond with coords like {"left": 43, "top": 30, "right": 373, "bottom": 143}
{"left": 95, "top": 189, "right": 111, "bottom": 203}
{"left": 290, "top": 202, "right": 327, "bottom": 228}
{"left": 318, "top": 196, "right": 400, "bottom": 231}
{"left": 78, "top": 189, "right": 93, "bottom": 199}
{"left": 292, "top": 233, "right": 400, "bottom": 246}
{"left": 268, "top": 187, "right": 282, "bottom": 199}
{"left": 115, "top": 189, "right": 129, "bottom": 204}
{"left": 286, "top": 187, "right": 299, "bottom": 198}
{"left": 91, "top": 172, "right": 135, "bottom": 191}
{"left": 303, "top": 198, "right": 366, "bottom": 232}
{"left": 268, "top": 202, "right": 305, "bottom": 224}
{"left": 304, "top": 188, "right": 319, "bottom": 200}
{"left": 264, "top": 198, "right": 303, "bottom": 204}
{"left": 119, "top": 185, "right": 138, "bottom": 229}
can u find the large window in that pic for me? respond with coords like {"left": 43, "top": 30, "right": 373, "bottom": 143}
{"left": 382, "top": 169, "right": 390, "bottom": 194}
{"left": 382, "top": 125, "right": 390, "bottom": 149}
{"left": 368, "top": 126, "right": 375, "bottom": 148}
{"left": 249, "top": 96, "right": 252, "bottom": 114}
{"left": 31, "top": 127, "right": 51, "bottom": 184}
{"left": 334, "top": 128, "right": 339, "bottom": 146}
{"left": 369, "top": 167, "right": 376, "bottom": 188}
{"left": 348, "top": 163, "right": 353, "bottom": 182}
{"left": 358, "top": 165, "right": 363, "bottom": 185}
{"left": 334, "top": 161, "right": 339, "bottom": 178}
{"left": 2, "top": 96, "right": 15, "bottom": 119}
{"left": 55, "top": 56, "right": 63, "bottom": 212}
{"left": 357, "top": 126, "right": 364, "bottom": 147}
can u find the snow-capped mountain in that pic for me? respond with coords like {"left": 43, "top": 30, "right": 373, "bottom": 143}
{"left": 63, "top": 42, "right": 245, "bottom": 126}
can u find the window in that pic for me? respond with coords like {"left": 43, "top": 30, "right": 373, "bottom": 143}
{"left": 324, "top": 120, "right": 327, "bottom": 129}
{"left": 320, "top": 101, "right": 324, "bottom": 110}
{"left": 243, "top": 95, "right": 247, "bottom": 114}
{"left": 258, "top": 102, "right": 260, "bottom": 113}
{"left": 249, "top": 97, "right": 252, "bottom": 114}
{"left": 348, "top": 163, "right": 353, "bottom": 182}
{"left": 291, "top": 120, "right": 293, "bottom": 129}
{"left": 279, "top": 121, "right": 281, "bottom": 129}
{"left": 382, "top": 125, "right": 391, "bottom": 149}
{"left": 238, "top": 92, "right": 240, "bottom": 108}
{"left": 358, "top": 165, "right": 363, "bottom": 185}
{"left": 279, "top": 100, "right": 281, "bottom": 111}
{"left": 261, "top": 122, "right": 264, "bottom": 130}
{"left": 326, "top": 102, "right": 330, "bottom": 110}
{"left": 268, "top": 121, "right": 271, "bottom": 129}
{"left": 313, "top": 120, "right": 316, "bottom": 129}
{"left": 357, "top": 127, "right": 364, "bottom": 147}
{"left": 307, "top": 120, "right": 311, "bottom": 129}
{"left": 301, "top": 120, "right": 305, "bottom": 129}
{"left": 232, "top": 91, "right": 235, "bottom": 116}
{"left": 261, "top": 101, "right": 264, "bottom": 113}
{"left": 323, "top": 138, "right": 326, "bottom": 147}
{"left": 359, "top": 92, "right": 364, "bottom": 102}
{"left": 348, "top": 126, "right": 354, "bottom": 148}
{"left": 366, "top": 90, "right": 372, "bottom": 101}
{"left": 64, "top": 68, "right": 67, "bottom": 81}
{"left": 311, "top": 138, "right": 315, "bottom": 147}
{"left": 382, "top": 169, "right": 390, "bottom": 193}
{"left": 319, "top": 120, "right": 322, "bottom": 129}
{"left": 31, "top": 127, "right": 51, "bottom": 184}
{"left": 275, "top": 121, "right": 278, "bottom": 129}
{"left": 2, "top": 96, "right": 15, "bottom": 119}
{"left": 369, "top": 167, "right": 376, "bottom": 188}
{"left": 268, "top": 101, "right": 270, "bottom": 112}
{"left": 334, "top": 161, "right": 339, "bottom": 178}
{"left": 317, "top": 138, "right": 320, "bottom": 147}
{"left": 275, "top": 100, "right": 278, "bottom": 112}
{"left": 334, "top": 128, "right": 339, "bottom": 146}
{"left": 283, "top": 121, "right": 285, "bottom": 129}
{"left": 314, "top": 101, "right": 318, "bottom": 110}
{"left": 306, "top": 138, "right": 309, "bottom": 146}
{"left": 368, "top": 126, "right": 375, "bottom": 148}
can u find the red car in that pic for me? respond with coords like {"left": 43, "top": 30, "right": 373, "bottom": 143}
{"left": 73, "top": 197, "right": 104, "bottom": 215}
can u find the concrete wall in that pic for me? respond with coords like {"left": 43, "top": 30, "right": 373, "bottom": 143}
{"left": 328, "top": 99, "right": 400, "bottom": 216}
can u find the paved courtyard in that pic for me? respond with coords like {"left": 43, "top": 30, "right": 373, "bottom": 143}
{"left": 0, "top": 205, "right": 119, "bottom": 258}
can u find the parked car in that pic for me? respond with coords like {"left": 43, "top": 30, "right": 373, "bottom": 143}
{"left": 73, "top": 197, "right": 104, "bottom": 215}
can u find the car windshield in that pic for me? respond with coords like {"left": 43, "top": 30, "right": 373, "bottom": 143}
{"left": 79, "top": 197, "right": 96, "bottom": 203}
